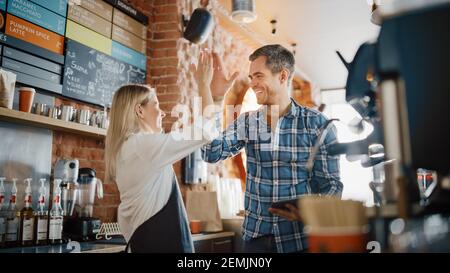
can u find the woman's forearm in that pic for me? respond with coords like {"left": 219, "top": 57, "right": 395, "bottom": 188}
{"left": 199, "top": 85, "right": 214, "bottom": 119}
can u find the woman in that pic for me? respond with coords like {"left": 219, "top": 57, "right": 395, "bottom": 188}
{"left": 105, "top": 52, "right": 229, "bottom": 252}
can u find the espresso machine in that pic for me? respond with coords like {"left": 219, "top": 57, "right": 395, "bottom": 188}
{"left": 328, "top": 1, "right": 450, "bottom": 251}
{"left": 63, "top": 168, "right": 103, "bottom": 241}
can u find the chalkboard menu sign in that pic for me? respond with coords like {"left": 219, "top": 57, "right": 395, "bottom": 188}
{"left": 62, "top": 39, "right": 146, "bottom": 106}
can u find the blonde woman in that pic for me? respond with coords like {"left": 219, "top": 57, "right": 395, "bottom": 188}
{"left": 105, "top": 52, "right": 236, "bottom": 253}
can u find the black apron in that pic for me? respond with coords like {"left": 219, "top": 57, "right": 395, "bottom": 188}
{"left": 125, "top": 175, "right": 194, "bottom": 253}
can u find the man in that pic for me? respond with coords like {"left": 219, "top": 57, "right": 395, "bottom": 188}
{"left": 202, "top": 45, "right": 343, "bottom": 253}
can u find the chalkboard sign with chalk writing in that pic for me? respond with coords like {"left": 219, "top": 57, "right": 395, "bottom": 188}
{"left": 62, "top": 39, "right": 146, "bottom": 106}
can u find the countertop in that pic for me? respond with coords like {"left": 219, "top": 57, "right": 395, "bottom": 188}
{"left": 0, "top": 232, "right": 236, "bottom": 253}
{"left": 0, "top": 237, "right": 127, "bottom": 253}
{"left": 191, "top": 231, "right": 235, "bottom": 241}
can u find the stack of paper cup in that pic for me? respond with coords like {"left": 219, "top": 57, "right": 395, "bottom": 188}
{"left": 0, "top": 69, "right": 17, "bottom": 109}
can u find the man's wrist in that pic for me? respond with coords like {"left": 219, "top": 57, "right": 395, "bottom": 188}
{"left": 213, "top": 95, "right": 224, "bottom": 102}
{"left": 198, "top": 84, "right": 210, "bottom": 92}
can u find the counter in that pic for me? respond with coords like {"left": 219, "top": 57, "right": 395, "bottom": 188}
{"left": 0, "top": 232, "right": 236, "bottom": 253}
{"left": 191, "top": 231, "right": 234, "bottom": 242}
{"left": 0, "top": 237, "right": 127, "bottom": 253}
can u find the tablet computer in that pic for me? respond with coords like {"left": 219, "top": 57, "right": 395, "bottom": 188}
{"left": 270, "top": 198, "right": 299, "bottom": 211}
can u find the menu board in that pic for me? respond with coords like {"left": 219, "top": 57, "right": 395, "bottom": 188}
{"left": 7, "top": 0, "right": 66, "bottom": 35}
{"left": 62, "top": 39, "right": 146, "bottom": 106}
{"left": 6, "top": 14, "right": 64, "bottom": 55}
{"left": 29, "top": 0, "right": 68, "bottom": 17}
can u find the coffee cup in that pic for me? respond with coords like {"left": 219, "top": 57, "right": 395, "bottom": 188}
{"left": 18, "top": 87, "right": 35, "bottom": 112}
{"left": 189, "top": 220, "right": 202, "bottom": 234}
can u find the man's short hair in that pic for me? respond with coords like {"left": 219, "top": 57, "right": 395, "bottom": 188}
{"left": 249, "top": 44, "right": 295, "bottom": 82}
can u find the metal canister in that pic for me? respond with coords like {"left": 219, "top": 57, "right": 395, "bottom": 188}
{"left": 77, "top": 109, "right": 91, "bottom": 125}
{"left": 33, "top": 103, "right": 47, "bottom": 116}
{"left": 60, "top": 105, "right": 75, "bottom": 122}
{"left": 48, "top": 106, "right": 61, "bottom": 119}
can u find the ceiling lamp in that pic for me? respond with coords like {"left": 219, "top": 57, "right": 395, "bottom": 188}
{"left": 231, "top": 0, "right": 257, "bottom": 24}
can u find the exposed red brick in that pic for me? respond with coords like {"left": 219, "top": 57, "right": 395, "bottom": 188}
{"left": 166, "top": 66, "right": 178, "bottom": 75}
{"left": 154, "top": 0, "right": 177, "bottom": 6}
{"left": 72, "top": 147, "right": 90, "bottom": 159}
{"left": 151, "top": 57, "right": 178, "bottom": 67}
{"left": 103, "top": 183, "right": 119, "bottom": 195}
{"left": 158, "top": 76, "right": 178, "bottom": 85}
{"left": 89, "top": 149, "right": 105, "bottom": 161}
{"left": 151, "top": 48, "right": 178, "bottom": 58}
{"left": 91, "top": 161, "right": 106, "bottom": 173}
{"left": 148, "top": 40, "right": 177, "bottom": 49}
{"left": 166, "top": 84, "right": 179, "bottom": 93}
{"left": 154, "top": 14, "right": 178, "bottom": 23}
{"left": 105, "top": 207, "right": 118, "bottom": 222}
{"left": 157, "top": 93, "right": 181, "bottom": 103}
{"left": 154, "top": 5, "right": 178, "bottom": 14}
{"left": 154, "top": 22, "right": 179, "bottom": 31}
{"left": 96, "top": 171, "right": 105, "bottom": 182}
{"left": 92, "top": 207, "right": 106, "bottom": 221}
{"left": 97, "top": 194, "right": 121, "bottom": 206}
{"left": 155, "top": 85, "right": 167, "bottom": 93}
{"left": 153, "top": 31, "right": 181, "bottom": 40}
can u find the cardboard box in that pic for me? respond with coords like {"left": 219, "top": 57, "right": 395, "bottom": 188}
{"left": 5, "top": 14, "right": 65, "bottom": 55}
{"left": 113, "top": 8, "right": 146, "bottom": 39}
{"left": 112, "top": 24, "right": 145, "bottom": 54}
{"left": 2, "top": 57, "right": 61, "bottom": 84}
{"left": 68, "top": 4, "right": 112, "bottom": 38}
{"left": 79, "top": 0, "right": 113, "bottom": 22}
{"left": 29, "top": 0, "right": 68, "bottom": 17}
{"left": 3, "top": 46, "right": 62, "bottom": 74}
{"left": 7, "top": 0, "right": 66, "bottom": 35}
{"left": 111, "top": 40, "right": 146, "bottom": 71}
{"left": 65, "top": 20, "right": 112, "bottom": 55}
{"left": 2, "top": 67, "right": 62, "bottom": 94}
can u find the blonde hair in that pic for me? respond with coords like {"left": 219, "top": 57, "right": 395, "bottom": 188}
{"left": 105, "top": 84, "right": 156, "bottom": 183}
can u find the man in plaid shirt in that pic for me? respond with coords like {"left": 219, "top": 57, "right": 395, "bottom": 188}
{"left": 201, "top": 45, "right": 343, "bottom": 253}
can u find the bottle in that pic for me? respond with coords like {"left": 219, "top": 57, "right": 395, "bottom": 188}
{"left": 48, "top": 179, "right": 63, "bottom": 245}
{"left": 0, "top": 177, "right": 7, "bottom": 247}
{"left": 34, "top": 178, "right": 48, "bottom": 245}
{"left": 5, "top": 178, "right": 19, "bottom": 247}
{"left": 19, "top": 178, "right": 35, "bottom": 246}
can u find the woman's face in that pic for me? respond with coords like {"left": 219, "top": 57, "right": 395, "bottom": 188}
{"left": 137, "top": 93, "right": 166, "bottom": 133}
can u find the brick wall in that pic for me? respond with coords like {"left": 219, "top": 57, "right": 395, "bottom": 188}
{"left": 52, "top": 98, "right": 118, "bottom": 222}
{"left": 52, "top": 0, "right": 255, "bottom": 222}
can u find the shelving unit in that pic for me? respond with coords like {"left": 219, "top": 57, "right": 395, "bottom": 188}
{"left": 0, "top": 107, "right": 106, "bottom": 138}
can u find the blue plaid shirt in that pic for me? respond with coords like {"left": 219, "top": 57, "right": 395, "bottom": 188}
{"left": 201, "top": 99, "right": 343, "bottom": 253}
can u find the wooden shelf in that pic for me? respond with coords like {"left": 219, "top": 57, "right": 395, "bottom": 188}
{"left": 0, "top": 107, "right": 106, "bottom": 138}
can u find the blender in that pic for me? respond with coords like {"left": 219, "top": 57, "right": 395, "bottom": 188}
{"left": 64, "top": 168, "right": 103, "bottom": 241}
